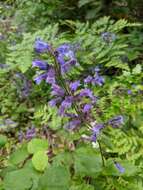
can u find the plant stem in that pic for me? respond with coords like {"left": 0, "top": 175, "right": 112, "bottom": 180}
{"left": 98, "top": 140, "right": 105, "bottom": 167}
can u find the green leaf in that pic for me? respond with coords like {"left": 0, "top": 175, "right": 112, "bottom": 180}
{"left": 132, "top": 64, "right": 142, "bottom": 74}
{"left": 0, "top": 135, "right": 7, "bottom": 148}
{"left": 4, "top": 169, "right": 33, "bottom": 190}
{"left": 70, "top": 184, "right": 94, "bottom": 190}
{"left": 32, "top": 151, "right": 48, "bottom": 172}
{"left": 39, "top": 165, "right": 70, "bottom": 190}
{"left": 28, "top": 138, "right": 48, "bottom": 154}
{"left": 78, "top": 0, "right": 93, "bottom": 8}
{"left": 9, "top": 143, "right": 28, "bottom": 165}
{"left": 74, "top": 146, "right": 103, "bottom": 178}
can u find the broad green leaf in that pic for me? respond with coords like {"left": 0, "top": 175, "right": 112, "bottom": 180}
{"left": 28, "top": 138, "right": 48, "bottom": 154}
{"left": 9, "top": 143, "right": 28, "bottom": 165}
{"left": 39, "top": 165, "right": 70, "bottom": 190}
{"left": 70, "top": 184, "right": 94, "bottom": 190}
{"left": 0, "top": 135, "right": 7, "bottom": 148}
{"left": 4, "top": 169, "right": 33, "bottom": 190}
{"left": 74, "top": 146, "right": 103, "bottom": 178}
{"left": 32, "top": 151, "right": 48, "bottom": 172}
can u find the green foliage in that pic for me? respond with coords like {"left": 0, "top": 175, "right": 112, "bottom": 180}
{"left": 39, "top": 165, "right": 71, "bottom": 190}
{"left": 9, "top": 143, "right": 28, "bottom": 165}
{"left": 1, "top": 1, "right": 143, "bottom": 189}
{"left": 27, "top": 138, "right": 48, "bottom": 154}
{"left": 0, "top": 135, "right": 7, "bottom": 148}
{"left": 32, "top": 151, "right": 48, "bottom": 172}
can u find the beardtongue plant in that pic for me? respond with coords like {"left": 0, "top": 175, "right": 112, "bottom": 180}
{"left": 32, "top": 38, "right": 125, "bottom": 172}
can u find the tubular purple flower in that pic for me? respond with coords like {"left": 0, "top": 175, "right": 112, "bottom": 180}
{"left": 92, "top": 73, "right": 105, "bottom": 86}
{"left": 84, "top": 76, "right": 93, "bottom": 84}
{"left": 26, "top": 127, "right": 36, "bottom": 140}
{"left": 92, "top": 124, "right": 104, "bottom": 135}
{"left": 64, "top": 119, "right": 81, "bottom": 130}
{"left": 46, "top": 67, "right": 56, "bottom": 84}
{"left": 34, "top": 73, "right": 47, "bottom": 84}
{"left": 51, "top": 84, "right": 65, "bottom": 96}
{"left": 108, "top": 115, "right": 124, "bottom": 128}
{"left": 114, "top": 162, "right": 125, "bottom": 173}
{"left": 61, "top": 59, "right": 77, "bottom": 73}
{"left": 34, "top": 38, "right": 50, "bottom": 53}
{"left": 83, "top": 104, "right": 93, "bottom": 113}
{"left": 32, "top": 60, "right": 49, "bottom": 70}
{"left": 90, "top": 123, "right": 104, "bottom": 142}
{"left": 56, "top": 44, "right": 75, "bottom": 59}
{"left": 49, "top": 97, "right": 62, "bottom": 107}
{"left": 70, "top": 80, "right": 80, "bottom": 91}
{"left": 58, "top": 96, "right": 73, "bottom": 115}
{"left": 79, "top": 88, "right": 93, "bottom": 99}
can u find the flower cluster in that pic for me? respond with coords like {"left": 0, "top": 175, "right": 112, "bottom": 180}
{"left": 32, "top": 38, "right": 124, "bottom": 143}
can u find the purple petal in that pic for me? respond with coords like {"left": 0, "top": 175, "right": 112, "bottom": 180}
{"left": 46, "top": 67, "right": 56, "bottom": 84}
{"left": 34, "top": 73, "right": 47, "bottom": 84}
{"left": 51, "top": 84, "right": 65, "bottom": 96}
{"left": 34, "top": 38, "right": 50, "bottom": 53}
{"left": 108, "top": 115, "right": 124, "bottom": 128}
{"left": 70, "top": 80, "right": 80, "bottom": 91}
{"left": 49, "top": 97, "right": 62, "bottom": 107}
{"left": 92, "top": 74, "right": 105, "bottom": 86}
{"left": 92, "top": 123, "right": 104, "bottom": 135}
{"left": 32, "top": 60, "right": 49, "bottom": 70}
{"left": 84, "top": 76, "right": 93, "bottom": 84}
{"left": 64, "top": 119, "right": 81, "bottom": 130}
{"left": 83, "top": 104, "right": 92, "bottom": 113}
{"left": 114, "top": 162, "right": 125, "bottom": 173}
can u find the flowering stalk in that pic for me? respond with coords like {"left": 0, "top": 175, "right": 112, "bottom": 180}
{"left": 32, "top": 38, "right": 124, "bottom": 169}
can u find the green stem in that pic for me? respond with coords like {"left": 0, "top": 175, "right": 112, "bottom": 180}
{"left": 98, "top": 140, "right": 105, "bottom": 167}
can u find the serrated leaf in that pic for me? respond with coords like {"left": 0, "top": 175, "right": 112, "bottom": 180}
{"left": 32, "top": 151, "right": 48, "bottom": 172}
{"left": 28, "top": 138, "right": 48, "bottom": 154}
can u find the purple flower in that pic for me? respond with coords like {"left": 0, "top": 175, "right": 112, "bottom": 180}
{"left": 92, "top": 73, "right": 104, "bottom": 86}
{"left": 108, "top": 115, "right": 124, "bottom": 128}
{"left": 90, "top": 123, "right": 104, "bottom": 142}
{"left": 64, "top": 119, "right": 81, "bottom": 130}
{"left": 58, "top": 96, "right": 73, "bottom": 115}
{"left": 92, "top": 124, "right": 104, "bottom": 135}
{"left": 127, "top": 90, "right": 132, "bottom": 95}
{"left": 70, "top": 80, "right": 80, "bottom": 91}
{"left": 51, "top": 84, "right": 65, "bottom": 96}
{"left": 79, "top": 88, "right": 93, "bottom": 98}
{"left": 32, "top": 60, "right": 49, "bottom": 70}
{"left": 34, "top": 38, "right": 50, "bottom": 53}
{"left": 26, "top": 127, "right": 36, "bottom": 140}
{"left": 18, "top": 131, "right": 24, "bottom": 142}
{"left": 61, "top": 59, "right": 77, "bottom": 73}
{"left": 34, "top": 73, "right": 47, "bottom": 84}
{"left": 49, "top": 97, "right": 62, "bottom": 107}
{"left": 84, "top": 76, "right": 93, "bottom": 84}
{"left": 56, "top": 44, "right": 75, "bottom": 59}
{"left": 114, "top": 162, "right": 125, "bottom": 173}
{"left": 83, "top": 104, "right": 92, "bottom": 113}
{"left": 46, "top": 67, "right": 55, "bottom": 84}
